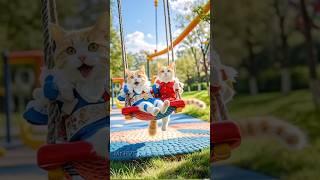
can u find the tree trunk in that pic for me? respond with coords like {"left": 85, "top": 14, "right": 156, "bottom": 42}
{"left": 249, "top": 76, "right": 258, "bottom": 95}
{"left": 278, "top": 9, "right": 291, "bottom": 94}
{"left": 190, "top": 47, "right": 202, "bottom": 90}
{"left": 246, "top": 32, "right": 259, "bottom": 95}
{"left": 281, "top": 68, "right": 291, "bottom": 94}
{"left": 202, "top": 54, "right": 210, "bottom": 87}
{"left": 300, "top": 0, "right": 320, "bottom": 107}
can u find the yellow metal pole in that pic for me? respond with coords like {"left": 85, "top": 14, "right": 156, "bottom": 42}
{"left": 147, "top": 1, "right": 210, "bottom": 60}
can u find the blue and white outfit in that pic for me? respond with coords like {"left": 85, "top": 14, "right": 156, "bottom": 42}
{"left": 118, "top": 84, "right": 164, "bottom": 115}
{"left": 23, "top": 75, "right": 108, "bottom": 142}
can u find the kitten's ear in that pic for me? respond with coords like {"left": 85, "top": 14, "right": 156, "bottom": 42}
{"left": 90, "top": 12, "right": 108, "bottom": 39}
{"left": 157, "top": 63, "right": 162, "bottom": 72}
{"left": 49, "top": 23, "right": 65, "bottom": 41}
{"left": 140, "top": 66, "right": 145, "bottom": 74}
{"left": 169, "top": 62, "right": 175, "bottom": 69}
{"left": 125, "top": 69, "right": 130, "bottom": 75}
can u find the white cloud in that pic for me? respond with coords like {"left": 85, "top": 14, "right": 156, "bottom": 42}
{"left": 147, "top": 33, "right": 153, "bottom": 39}
{"left": 169, "top": 0, "right": 197, "bottom": 15}
{"left": 126, "top": 31, "right": 178, "bottom": 60}
{"left": 126, "top": 31, "right": 156, "bottom": 53}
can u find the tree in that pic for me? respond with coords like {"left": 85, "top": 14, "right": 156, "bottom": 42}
{"left": 214, "top": 0, "right": 271, "bottom": 95}
{"left": 176, "top": 1, "right": 210, "bottom": 90}
{"left": 299, "top": 0, "right": 320, "bottom": 107}
{"left": 272, "top": 0, "right": 294, "bottom": 94}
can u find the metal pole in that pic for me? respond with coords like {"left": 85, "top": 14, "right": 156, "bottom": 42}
{"left": 111, "top": 81, "right": 114, "bottom": 108}
{"left": 147, "top": 60, "right": 150, "bottom": 80}
{"left": 2, "top": 51, "right": 11, "bottom": 144}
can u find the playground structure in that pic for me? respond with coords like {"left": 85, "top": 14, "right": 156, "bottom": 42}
{"left": 1, "top": 51, "right": 46, "bottom": 151}
{"left": 111, "top": 77, "right": 125, "bottom": 109}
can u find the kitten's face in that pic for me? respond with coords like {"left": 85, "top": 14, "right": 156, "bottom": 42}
{"left": 126, "top": 66, "right": 148, "bottom": 89}
{"left": 158, "top": 63, "right": 175, "bottom": 82}
{"left": 50, "top": 14, "right": 108, "bottom": 82}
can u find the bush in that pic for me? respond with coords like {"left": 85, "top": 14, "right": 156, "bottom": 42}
{"left": 187, "top": 82, "right": 208, "bottom": 91}
{"left": 235, "top": 66, "right": 312, "bottom": 94}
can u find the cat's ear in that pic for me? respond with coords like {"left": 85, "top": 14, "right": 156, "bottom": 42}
{"left": 157, "top": 63, "right": 162, "bottom": 72}
{"left": 90, "top": 12, "right": 108, "bottom": 40}
{"left": 169, "top": 62, "right": 175, "bottom": 69}
{"left": 125, "top": 69, "right": 130, "bottom": 76}
{"left": 139, "top": 66, "right": 145, "bottom": 74}
{"left": 49, "top": 23, "right": 65, "bottom": 41}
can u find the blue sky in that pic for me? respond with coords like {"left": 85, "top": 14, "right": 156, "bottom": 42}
{"left": 112, "top": 0, "right": 203, "bottom": 54}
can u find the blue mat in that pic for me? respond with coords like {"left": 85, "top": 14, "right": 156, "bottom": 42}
{"left": 110, "top": 109, "right": 209, "bottom": 161}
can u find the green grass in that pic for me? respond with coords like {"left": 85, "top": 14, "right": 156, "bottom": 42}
{"left": 224, "top": 90, "right": 320, "bottom": 179}
{"left": 110, "top": 90, "right": 210, "bottom": 179}
{"left": 111, "top": 149, "right": 210, "bottom": 179}
{"left": 182, "top": 90, "right": 210, "bottom": 121}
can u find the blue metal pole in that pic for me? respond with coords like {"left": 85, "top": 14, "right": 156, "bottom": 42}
{"left": 2, "top": 51, "right": 11, "bottom": 144}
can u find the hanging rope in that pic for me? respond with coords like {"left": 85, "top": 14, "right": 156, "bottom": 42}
{"left": 165, "top": 0, "right": 175, "bottom": 63}
{"left": 116, "top": 0, "right": 128, "bottom": 81}
{"left": 40, "top": 0, "right": 61, "bottom": 144}
{"left": 155, "top": 0, "right": 159, "bottom": 52}
{"left": 162, "top": 0, "right": 170, "bottom": 65}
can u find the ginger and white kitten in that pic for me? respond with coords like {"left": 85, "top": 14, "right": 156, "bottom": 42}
{"left": 31, "top": 13, "right": 108, "bottom": 158}
{"left": 119, "top": 66, "right": 169, "bottom": 136}
{"left": 156, "top": 63, "right": 184, "bottom": 131}
{"left": 157, "top": 62, "right": 184, "bottom": 94}
{"left": 125, "top": 66, "right": 169, "bottom": 115}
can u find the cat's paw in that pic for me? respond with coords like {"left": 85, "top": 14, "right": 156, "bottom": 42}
{"left": 161, "top": 100, "right": 170, "bottom": 114}
{"left": 43, "top": 75, "right": 59, "bottom": 101}
{"left": 152, "top": 107, "right": 160, "bottom": 116}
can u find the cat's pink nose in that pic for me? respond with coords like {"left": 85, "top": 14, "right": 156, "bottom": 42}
{"left": 78, "top": 55, "right": 87, "bottom": 62}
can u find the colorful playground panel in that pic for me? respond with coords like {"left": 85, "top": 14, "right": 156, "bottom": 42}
{"left": 110, "top": 109, "right": 209, "bottom": 160}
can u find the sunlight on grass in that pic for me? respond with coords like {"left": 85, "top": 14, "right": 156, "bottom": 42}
{"left": 110, "top": 148, "right": 210, "bottom": 179}
{"left": 182, "top": 90, "right": 210, "bottom": 121}
{"left": 225, "top": 90, "right": 320, "bottom": 179}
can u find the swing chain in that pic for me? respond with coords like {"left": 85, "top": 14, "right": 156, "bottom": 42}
{"left": 116, "top": 0, "right": 128, "bottom": 80}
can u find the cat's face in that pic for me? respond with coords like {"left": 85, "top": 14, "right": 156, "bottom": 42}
{"left": 126, "top": 66, "right": 148, "bottom": 89}
{"left": 158, "top": 63, "right": 175, "bottom": 83}
{"left": 50, "top": 13, "right": 108, "bottom": 82}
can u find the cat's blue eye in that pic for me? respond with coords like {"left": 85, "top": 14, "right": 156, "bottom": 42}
{"left": 88, "top": 42, "right": 99, "bottom": 52}
{"left": 66, "top": 47, "right": 76, "bottom": 55}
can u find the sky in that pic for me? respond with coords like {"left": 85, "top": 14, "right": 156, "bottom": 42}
{"left": 112, "top": 0, "right": 203, "bottom": 54}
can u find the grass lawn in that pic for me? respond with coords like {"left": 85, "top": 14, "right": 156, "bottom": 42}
{"left": 110, "top": 91, "right": 210, "bottom": 179}
{"left": 225, "top": 90, "right": 320, "bottom": 179}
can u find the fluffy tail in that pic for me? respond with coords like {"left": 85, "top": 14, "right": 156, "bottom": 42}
{"left": 184, "top": 98, "right": 207, "bottom": 109}
{"left": 237, "top": 117, "right": 308, "bottom": 149}
{"left": 149, "top": 120, "right": 157, "bottom": 136}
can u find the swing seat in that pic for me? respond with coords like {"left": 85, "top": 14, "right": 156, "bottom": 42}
{"left": 211, "top": 121, "right": 241, "bottom": 161}
{"left": 37, "top": 141, "right": 97, "bottom": 170}
{"left": 122, "top": 99, "right": 185, "bottom": 120}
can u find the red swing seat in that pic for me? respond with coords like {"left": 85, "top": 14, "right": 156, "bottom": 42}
{"left": 37, "top": 141, "right": 108, "bottom": 179}
{"left": 211, "top": 121, "right": 242, "bottom": 148}
{"left": 121, "top": 99, "right": 185, "bottom": 120}
{"left": 211, "top": 121, "right": 242, "bottom": 161}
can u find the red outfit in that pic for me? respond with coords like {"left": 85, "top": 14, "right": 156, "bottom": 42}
{"left": 156, "top": 80, "right": 176, "bottom": 101}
